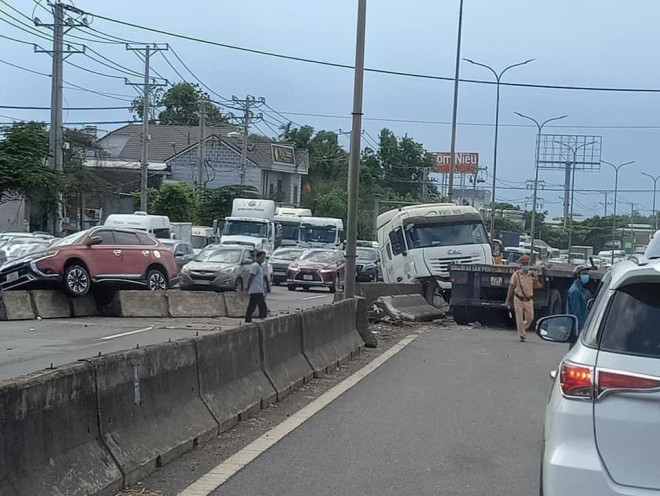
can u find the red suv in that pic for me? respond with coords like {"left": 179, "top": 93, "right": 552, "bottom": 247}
{"left": 0, "top": 227, "right": 178, "bottom": 296}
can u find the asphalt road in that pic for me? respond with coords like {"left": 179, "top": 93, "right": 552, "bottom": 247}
{"left": 207, "top": 326, "right": 565, "bottom": 496}
{"left": 0, "top": 286, "right": 334, "bottom": 381}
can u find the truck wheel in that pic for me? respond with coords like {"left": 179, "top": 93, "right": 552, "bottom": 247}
{"left": 453, "top": 306, "right": 471, "bottom": 326}
{"left": 547, "top": 290, "right": 562, "bottom": 317}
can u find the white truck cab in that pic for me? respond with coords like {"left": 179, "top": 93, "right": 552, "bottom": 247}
{"left": 377, "top": 203, "right": 492, "bottom": 299}
{"left": 104, "top": 211, "right": 172, "bottom": 239}
{"left": 298, "top": 217, "right": 344, "bottom": 249}
{"left": 274, "top": 207, "right": 312, "bottom": 247}
{"left": 220, "top": 199, "right": 276, "bottom": 255}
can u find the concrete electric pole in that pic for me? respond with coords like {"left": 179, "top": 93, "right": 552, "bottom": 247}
{"left": 125, "top": 44, "right": 169, "bottom": 212}
{"left": 35, "top": 2, "right": 84, "bottom": 235}
{"left": 231, "top": 95, "right": 265, "bottom": 186}
{"left": 197, "top": 98, "right": 207, "bottom": 191}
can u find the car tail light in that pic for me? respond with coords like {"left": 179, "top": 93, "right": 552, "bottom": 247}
{"left": 560, "top": 362, "right": 660, "bottom": 401}
{"left": 598, "top": 370, "right": 660, "bottom": 396}
{"left": 560, "top": 362, "right": 594, "bottom": 398}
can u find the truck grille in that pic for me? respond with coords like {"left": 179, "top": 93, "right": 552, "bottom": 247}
{"left": 428, "top": 256, "right": 482, "bottom": 277}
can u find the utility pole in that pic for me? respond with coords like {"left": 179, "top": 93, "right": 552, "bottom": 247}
{"left": 231, "top": 95, "right": 265, "bottom": 186}
{"left": 35, "top": 2, "right": 84, "bottom": 235}
{"left": 563, "top": 161, "right": 571, "bottom": 228}
{"left": 197, "top": 98, "right": 207, "bottom": 191}
{"left": 344, "top": 0, "right": 367, "bottom": 300}
{"left": 603, "top": 160, "right": 635, "bottom": 265}
{"left": 641, "top": 172, "right": 660, "bottom": 232}
{"left": 447, "top": 0, "right": 464, "bottom": 202}
{"left": 514, "top": 112, "right": 567, "bottom": 261}
{"left": 126, "top": 43, "right": 169, "bottom": 212}
{"left": 372, "top": 196, "right": 381, "bottom": 241}
{"left": 602, "top": 190, "right": 609, "bottom": 217}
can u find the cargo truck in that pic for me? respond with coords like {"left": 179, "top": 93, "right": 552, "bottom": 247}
{"left": 219, "top": 199, "right": 276, "bottom": 255}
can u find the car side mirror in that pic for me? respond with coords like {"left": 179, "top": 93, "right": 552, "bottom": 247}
{"left": 536, "top": 315, "right": 578, "bottom": 344}
{"left": 86, "top": 236, "right": 103, "bottom": 246}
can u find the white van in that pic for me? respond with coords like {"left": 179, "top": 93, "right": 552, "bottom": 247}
{"left": 377, "top": 203, "right": 492, "bottom": 297}
{"left": 104, "top": 212, "right": 171, "bottom": 239}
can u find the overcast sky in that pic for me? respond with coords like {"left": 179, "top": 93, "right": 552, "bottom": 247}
{"left": 2, "top": 0, "right": 660, "bottom": 218}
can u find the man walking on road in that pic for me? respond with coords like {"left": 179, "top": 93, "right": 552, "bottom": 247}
{"left": 567, "top": 265, "right": 589, "bottom": 333}
{"left": 245, "top": 250, "right": 267, "bottom": 323}
{"left": 506, "top": 255, "right": 539, "bottom": 342}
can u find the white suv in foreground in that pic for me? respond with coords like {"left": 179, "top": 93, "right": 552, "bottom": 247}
{"left": 537, "top": 256, "right": 660, "bottom": 495}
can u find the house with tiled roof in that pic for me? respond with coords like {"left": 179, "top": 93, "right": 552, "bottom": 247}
{"left": 92, "top": 124, "right": 309, "bottom": 205}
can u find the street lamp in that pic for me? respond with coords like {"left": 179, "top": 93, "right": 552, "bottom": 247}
{"left": 514, "top": 112, "right": 568, "bottom": 261}
{"left": 641, "top": 172, "right": 660, "bottom": 232}
{"left": 554, "top": 140, "right": 597, "bottom": 254}
{"left": 464, "top": 57, "right": 535, "bottom": 239}
{"left": 603, "top": 160, "right": 635, "bottom": 265}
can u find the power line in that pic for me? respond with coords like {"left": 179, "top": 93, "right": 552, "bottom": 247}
{"left": 168, "top": 47, "right": 229, "bottom": 102}
{"left": 82, "top": 8, "right": 660, "bottom": 94}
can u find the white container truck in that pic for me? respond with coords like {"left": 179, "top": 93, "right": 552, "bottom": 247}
{"left": 376, "top": 203, "right": 492, "bottom": 301}
{"left": 170, "top": 222, "right": 193, "bottom": 242}
{"left": 274, "top": 207, "right": 312, "bottom": 247}
{"left": 298, "top": 217, "right": 344, "bottom": 249}
{"left": 220, "top": 199, "right": 276, "bottom": 255}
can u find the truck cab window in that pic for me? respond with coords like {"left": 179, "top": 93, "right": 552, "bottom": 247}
{"left": 389, "top": 229, "right": 405, "bottom": 256}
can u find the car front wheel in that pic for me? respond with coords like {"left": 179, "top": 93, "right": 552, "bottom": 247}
{"left": 147, "top": 269, "right": 168, "bottom": 291}
{"left": 64, "top": 263, "right": 91, "bottom": 297}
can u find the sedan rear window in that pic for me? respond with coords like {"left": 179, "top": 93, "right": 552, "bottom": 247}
{"left": 600, "top": 283, "right": 660, "bottom": 358}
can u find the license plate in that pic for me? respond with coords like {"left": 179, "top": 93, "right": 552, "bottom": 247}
{"left": 6, "top": 271, "right": 18, "bottom": 283}
{"left": 490, "top": 276, "right": 503, "bottom": 286}
{"left": 303, "top": 274, "right": 313, "bottom": 281}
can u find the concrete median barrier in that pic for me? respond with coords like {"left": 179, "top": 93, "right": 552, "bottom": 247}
{"left": 94, "top": 340, "right": 217, "bottom": 485}
{"left": 375, "top": 294, "right": 445, "bottom": 322}
{"left": 301, "top": 300, "right": 364, "bottom": 375}
{"left": 0, "top": 364, "right": 122, "bottom": 496}
{"left": 353, "top": 282, "right": 424, "bottom": 308}
{"left": 71, "top": 294, "right": 98, "bottom": 317}
{"left": 196, "top": 324, "right": 276, "bottom": 432}
{"left": 0, "top": 290, "right": 35, "bottom": 320}
{"left": 260, "top": 313, "right": 313, "bottom": 400}
{"left": 223, "top": 291, "right": 249, "bottom": 318}
{"left": 30, "top": 289, "right": 71, "bottom": 319}
{"left": 167, "top": 291, "right": 226, "bottom": 318}
{"left": 111, "top": 290, "right": 168, "bottom": 318}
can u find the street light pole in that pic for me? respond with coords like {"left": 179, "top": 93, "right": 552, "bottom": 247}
{"left": 464, "top": 58, "right": 535, "bottom": 239}
{"left": 447, "top": 0, "right": 464, "bottom": 202}
{"left": 603, "top": 160, "right": 635, "bottom": 265}
{"left": 555, "top": 140, "right": 596, "bottom": 255}
{"left": 344, "top": 0, "right": 367, "bottom": 300}
{"left": 514, "top": 112, "right": 567, "bottom": 262}
{"left": 641, "top": 172, "right": 660, "bottom": 232}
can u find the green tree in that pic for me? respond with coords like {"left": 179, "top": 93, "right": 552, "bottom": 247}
{"left": 133, "top": 183, "right": 197, "bottom": 221}
{"left": 132, "top": 82, "right": 228, "bottom": 126}
{"left": 0, "top": 122, "right": 56, "bottom": 203}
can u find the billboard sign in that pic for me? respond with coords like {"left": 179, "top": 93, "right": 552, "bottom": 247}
{"left": 271, "top": 144, "right": 296, "bottom": 166}
{"left": 433, "top": 152, "right": 479, "bottom": 174}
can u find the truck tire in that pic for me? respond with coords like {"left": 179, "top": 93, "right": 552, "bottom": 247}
{"left": 453, "top": 306, "right": 471, "bottom": 326}
{"left": 545, "top": 289, "right": 562, "bottom": 317}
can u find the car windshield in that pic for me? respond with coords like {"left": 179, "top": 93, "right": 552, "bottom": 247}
{"left": 404, "top": 221, "right": 488, "bottom": 249}
{"left": 357, "top": 248, "right": 378, "bottom": 261}
{"left": 300, "top": 225, "right": 337, "bottom": 244}
{"left": 52, "top": 230, "right": 89, "bottom": 247}
{"left": 195, "top": 248, "right": 242, "bottom": 263}
{"left": 273, "top": 248, "right": 303, "bottom": 261}
{"left": 223, "top": 220, "right": 267, "bottom": 238}
{"left": 300, "top": 250, "right": 336, "bottom": 263}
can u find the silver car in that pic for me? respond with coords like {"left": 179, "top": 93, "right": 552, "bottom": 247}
{"left": 537, "top": 256, "right": 660, "bottom": 495}
{"left": 180, "top": 244, "right": 262, "bottom": 292}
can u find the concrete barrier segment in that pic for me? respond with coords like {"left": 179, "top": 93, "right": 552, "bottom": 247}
{"left": 29, "top": 289, "right": 71, "bottom": 319}
{"left": 110, "top": 290, "right": 168, "bottom": 318}
{"left": 0, "top": 363, "right": 123, "bottom": 496}
{"left": 223, "top": 291, "right": 250, "bottom": 318}
{"left": 196, "top": 324, "right": 276, "bottom": 433}
{"left": 167, "top": 291, "right": 227, "bottom": 318}
{"left": 375, "top": 294, "right": 446, "bottom": 322}
{"left": 0, "top": 290, "right": 35, "bottom": 320}
{"left": 301, "top": 300, "right": 364, "bottom": 376}
{"left": 94, "top": 339, "right": 217, "bottom": 486}
{"left": 259, "top": 313, "right": 314, "bottom": 401}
